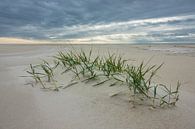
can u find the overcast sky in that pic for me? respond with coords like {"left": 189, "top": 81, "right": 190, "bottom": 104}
{"left": 0, "top": 0, "right": 195, "bottom": 43}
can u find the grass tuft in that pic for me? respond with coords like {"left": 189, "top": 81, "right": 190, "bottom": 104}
{"left": 24, "top": 49, "right": 181, "bottom": 108}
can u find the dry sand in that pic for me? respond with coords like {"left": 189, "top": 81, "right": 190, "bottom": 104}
{"left": 0, "top": 44, "right": 195, "bottom": 129}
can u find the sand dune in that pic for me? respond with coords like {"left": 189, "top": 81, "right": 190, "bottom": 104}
{"left": 0, "top": 44, "right": 195, "bottom": 129}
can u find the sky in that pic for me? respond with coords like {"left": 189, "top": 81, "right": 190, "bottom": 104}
{"left": 0, "top": 0, "right": 195, "bottom": 44}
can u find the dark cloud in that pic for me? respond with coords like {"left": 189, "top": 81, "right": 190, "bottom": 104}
{"left": 0, "top": 0, "right": 195, "bottom": 43}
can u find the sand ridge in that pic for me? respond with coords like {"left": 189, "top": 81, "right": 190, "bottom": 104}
{"left": 0, "top": 44, "right": 195, "bottom": 129}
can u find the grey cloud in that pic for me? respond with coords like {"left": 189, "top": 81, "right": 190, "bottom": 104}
{"left": 0, "top": 0, "right": 195, "bottom": 43}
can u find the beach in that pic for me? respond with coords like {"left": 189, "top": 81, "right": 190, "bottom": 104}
{"left": 0, "top": 44, "right": 195, "bottom": 129}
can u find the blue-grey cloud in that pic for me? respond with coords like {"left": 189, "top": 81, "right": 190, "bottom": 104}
{"left": 0, "top": 0, "right": 195, "bottom": 43}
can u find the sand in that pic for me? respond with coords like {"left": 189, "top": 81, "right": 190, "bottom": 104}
{"left": 0, "top": 44, "right": 195, "bottom": 129}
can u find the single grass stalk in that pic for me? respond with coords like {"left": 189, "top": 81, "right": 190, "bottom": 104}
{"left": 63, "top": 82, "right": 78, "bottom": 89}
{"left": 92, "top": 79, "right": 111, "bottom": 87}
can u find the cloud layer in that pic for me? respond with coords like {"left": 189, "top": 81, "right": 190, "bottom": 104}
{"left": 0, "top": 0, "right": 195, "bottom": 43}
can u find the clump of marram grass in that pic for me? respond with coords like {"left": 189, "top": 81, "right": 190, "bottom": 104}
{"left": 24, "top": 49, "right": 180, "bottom": 108}
{"left": 23, "top": 60, "right": 60, "bottom": 91}
{"left": 25, "top": 64, "right": 46, "bottom": 89}
{"left": 124, "top": 63, "right": 180, "bottom": 107}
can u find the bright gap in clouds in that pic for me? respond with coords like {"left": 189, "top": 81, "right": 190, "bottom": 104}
{"left": 1, "top": 14, "right": 195, "bottom": 44}
{"left": 42, "top": 14, "right": 195, "bottom": 44}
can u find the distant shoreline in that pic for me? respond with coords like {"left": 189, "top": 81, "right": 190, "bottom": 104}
{"left": 0, "top": 43, "right": 195, "bottom": 45}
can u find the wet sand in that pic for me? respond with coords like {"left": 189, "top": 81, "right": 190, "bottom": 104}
{"left": 0, "top": 44, "right": 195, "bottom": 129}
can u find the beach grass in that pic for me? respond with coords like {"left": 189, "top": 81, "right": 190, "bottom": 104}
{"left": 24, "top": 49, "right": 180, "bottom": 108}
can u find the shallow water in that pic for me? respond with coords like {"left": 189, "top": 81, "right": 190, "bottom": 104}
{"left": 148, "top": 47, "right": 195, "bottom": 54}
